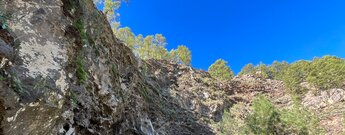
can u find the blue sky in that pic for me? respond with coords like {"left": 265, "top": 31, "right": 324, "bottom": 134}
{"left": 99, "top": 0, "right": 345, "bottom": 73}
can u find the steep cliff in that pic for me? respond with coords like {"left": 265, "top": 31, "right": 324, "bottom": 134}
{"left": 0, "top": 0, "right": 344, "bottom": 135}
{"left": 0, "top": 0, "right": 228, "bottom": 134}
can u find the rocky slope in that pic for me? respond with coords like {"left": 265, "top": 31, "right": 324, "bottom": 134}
{"left": 0, "top": 0, "right": 229, "bottom": 134}
{"left": 0, "top": 0, "right": 344, "bottom": 135}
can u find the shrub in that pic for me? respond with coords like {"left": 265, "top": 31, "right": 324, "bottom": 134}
{"left": 245, "top": 95, "right": 285, "bottom": 134}
{"left": 282, "top": 60, "right": 311, "bottom": 95}
{"left": 76, "top": 56, "right": 87, "bottom": 84}
{"left": 220, "top": 103, "right": 248, "bottom": 135}
{"left": 238, "top": 63, "right": 255, "bottom": 76}
{"left": 220, "top": 96, "right": 323, "bottom": 134}
{"left": 254, "top": 62, "right": 271, "bottom": 79}
{"left": 306, "top": 56, "right": 345, "bottom": 90}
{"left": 280, "top": 97, "right": 324, "bottom": 134}
{"left": 176, "top": 45, "right": 192, "bottom": 65}
{"left": 208, "top": 59, "right": 235, "bottom": 81}
{"left": 73, "top": 19, "right": 88, "bottom": 45}
{"left": 269, "top": 61, "right": 289, "bottom": 80}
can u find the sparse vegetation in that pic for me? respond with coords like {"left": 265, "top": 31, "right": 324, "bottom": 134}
{"left": 73, "top": 19, "right": 88, "bottom": 45}
{"left": 237, "top": 56, "right": 345, "bottom": 96}
{"left": 246, "top": 95, "right": 284, "bottom": 134}
{"left": 0, "top": 1, "right": 12, "bottom": 31}
{"left": 0, "top": 75, "right": 5, "bottom": 81}
{"left": 238, "top": 63, "right": 255, "bottom": 76}
{"left": 9, "top": 72, "right": 30, "bottom": 96}
{"left": 111, "top": 64, "right": 118, "bottom": 77}
{"left": 176, "top": 45, "right": 192, "bottom": 65}
{"left": 0, "top": 12, "right": 11, "bottom": 30}
{"left": 76, "top": 55, "right": 87, "bottom": 84}
{"left": 220, "top": 103, "right": 248, "bottom": 135}
{"left": 138, "top": 86, "right": 152, "bottom": 102}
{"left": 220, "top": 95, "right": 323, "bottom": 134}
{"left": 69, "top": 90, "right": 79, "bottom": 107}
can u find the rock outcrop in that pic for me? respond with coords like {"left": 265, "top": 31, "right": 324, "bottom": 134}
{"left": 0, "top": 0, "right": 344, "bottom": 135}
{"left": 0, "top": 0, "right": 228, "bottom": 134}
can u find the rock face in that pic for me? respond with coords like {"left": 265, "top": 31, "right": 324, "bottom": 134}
{"left": 0, "top": 0, "right": 344, "bottom": 135}
{"left": 0, "top": 0, "right": 227, "bottom": 134}
{"left": 302, "top": 88, "right": 345, "bottom": 135}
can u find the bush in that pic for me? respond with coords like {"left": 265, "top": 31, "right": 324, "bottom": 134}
{"left": 281, "top": 60, "right": 311, "bottom": 95}
{"left": 280, "top": 100, "right": 323, "bottom": 134}
{"left": 245, "top": 95, "right": 285, "bottom": 134}
{"left": 208, "top": 59, "right": 235, "bottom": 81}
{"left": 269, "top": 61, "right": 289, "bottom": 80}
{"left": 220, "top": 103, "right": 248, "bottom": 135}
{"left": 238, "top": 63, "right": 255, "bottom": 76}
{"left": 220, "top": 95, "right": 323, "bottom": 134}
{"left": 281, "top": 56, "right": 345, "bottom": 95}
{"left": 306, "top": 56, "right": 345, "bottom": 90}
{"left": 176, "top": 45, "right": 192, "bottom": 65}
{"left": 76, "top": 56, "right": 87, "bottom": 84}
{"left": 238, "top": 61, "right": 289, "bottom": 79}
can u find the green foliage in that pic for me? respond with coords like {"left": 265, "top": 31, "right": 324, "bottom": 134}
{"left": 269, "top": 61, "right": 289, "bottom": 80}
{"left": 116, "top": 27, "right": 136, "bottom": 49}
{"left": 167, "top": 49, "right": 179, "bottom": 63}
{"left": 95, "top": 0, "right": 193, "bottom": 64}
{"left": 94, "top": 0, "right": 128, "bottom": 39}
{"left": 98, "top": 0, "right": 127, "bottom": 22}
{"left": 176, "top": 45, "right": 192, "bottom": 65}
{"left": 76, "top": 56, "right": 87, "bottom": 84}
{"left": 238, "top": 56, "right": 345, "bottom": 96}
{"left": 8, "top": 72, "right": 30, "bottom": 96}
{"left": 73, "top": 19, "right": 88, "bottom": 45}
{"left": 111, "top": 22, "right": 121, "bottom": 34}
{"left": 281, "top": 56, "right": 345, "bottom": 95}
{"left": 254, "top": 62, "right": 270, "bottom": 79}
{"left": 135, "top": 34, "right": 171, "bottom": 60}
{"left": 69, "top": 90, "right": 78, "bottom": 106}
{"left": 0, "top": 5, "right": 12, "bottom": 29}
{"left": 246, "top": 95, "right": 284, "bottom": 134}
{"left": 306, "top": 56, "right": 345, "bottom": 90}
{"left": 220, "top": 110, "right": 238, "bottom": 135}
{"left": 239, "top": 61, "right": 288, "bottom": 79}
{"left": 238, "top": 63, "right": 255, "bottom": 76}
{"left": 282, "top": 60, "right": 311, "bottom": 95}
{"left": 220, "top": 103, "right": 248, "bottom": 135}
{"left": 12, "top": 76, "right": 25, "bottom": 95}
{"left": 115, "top": 33, "right": 192, "bottom": 65}
{"left": 280, "top": 99, "right": 323, "bottom": 134}
{"left": 208, "top": 59, "right": 234, "bottom": 81}
{"left": 138, "top": 86, "right": 152, "bottom": 102}
{"left": 0, "top": 75, "right": 5, "bottom": 81}
{"left": 139, "top": 35, "right": 154, "bottom": 59}
{"left": 217, "top": 95, "right": 323, "bottom": 135}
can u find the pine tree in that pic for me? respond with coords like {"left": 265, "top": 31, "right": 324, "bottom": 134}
{"left": 269, "top": 61, "right": 289, "bottom": 80}
{"left": 176, "top": 45, "right": 192, "bottom": 65}
{"left": 168, "top": 49, "right": 179, "bottom": 63}
{"left": 306, "top": 56, "right": 345, "bottom": 90}
{"left": 208, "top": 59, "right": 235, "bottom": 81}
{"left": 238, "top": 63, "right": 255, "bottom": 76}
{"left": 116, "top": 27, "right": 136, "bottom": 49}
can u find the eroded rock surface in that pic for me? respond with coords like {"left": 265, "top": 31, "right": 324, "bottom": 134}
{"left": 0, "top": 0, "right": 223, "bottom": 134}
{"left": 0, "top": 0, "right": 344, "bottom": 135}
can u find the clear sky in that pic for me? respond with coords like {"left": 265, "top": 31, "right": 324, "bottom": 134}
{"left": 103, "top": 0, "right": 345, "bottom": 73}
